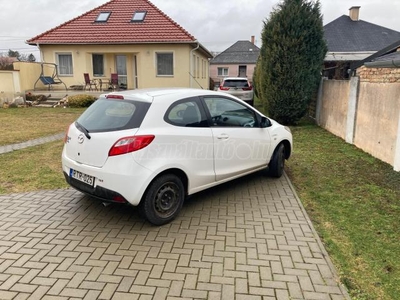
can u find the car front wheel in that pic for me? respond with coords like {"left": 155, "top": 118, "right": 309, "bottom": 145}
{"left": 140, "top": 174, "right": 185, "bottom": 225}
{"left": 268, "top": 143, "right": 285, "bottom": 178}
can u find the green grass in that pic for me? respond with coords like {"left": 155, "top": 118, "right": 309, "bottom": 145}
{"left": 0, "top": 140, "right": 68, "bottom": 194}
{"left": 286, "top": 119, "right": 400, "bottom": 300}
{"left": 0, "top": 107, "right": 85, "bottom": 146}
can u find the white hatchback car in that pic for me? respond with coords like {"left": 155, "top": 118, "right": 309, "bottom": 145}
{"left": 217, "top": 77, "right": 254, "bottom": 106}
{"left": 62, "top": 88, "right": 292, "bottom": 225}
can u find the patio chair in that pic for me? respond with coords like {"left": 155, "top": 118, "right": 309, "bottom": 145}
{"left": 84, "top": 73, "right": 97, "bottom": 91}
{"left": 109, "top": 73, "right": 119, "bottom": 91}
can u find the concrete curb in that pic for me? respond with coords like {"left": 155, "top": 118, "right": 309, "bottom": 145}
{"left": 0, "top": 132, "right": 64, "bottom": 154}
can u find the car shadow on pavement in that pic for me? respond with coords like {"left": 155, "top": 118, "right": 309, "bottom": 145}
{"left": 75, "top": 170, "right": 278, "bottom": 228}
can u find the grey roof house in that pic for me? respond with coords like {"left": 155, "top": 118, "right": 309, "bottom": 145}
{"left": 323, "top": 6, "right": 400, "bottom": 79}
{"left": 359, "top": 39, "right": 400, "bottom": 68}
{"left": 209, "top": 37, "right": 260, "bottom": 86}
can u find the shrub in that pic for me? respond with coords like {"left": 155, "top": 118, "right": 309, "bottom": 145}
{"left": 67, "top": 94, "right": 97, "bottom": 108}
{"left": 258, "top": 0, "right": 327, "bottom": 125}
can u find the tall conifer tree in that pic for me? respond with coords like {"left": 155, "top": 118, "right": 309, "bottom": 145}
{"left": 257, "top": 0, "right": 327, "bottom": 124}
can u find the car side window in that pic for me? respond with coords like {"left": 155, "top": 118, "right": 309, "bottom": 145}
{"left": 204, "top": 97, "right": 257, "bottom": 127}
{"left": 165, "top": 99, "right": 208, "bottom": 127}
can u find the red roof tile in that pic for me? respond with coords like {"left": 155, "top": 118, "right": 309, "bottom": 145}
{"left": 27, "top": 0, "right": 196, "bottom": 45}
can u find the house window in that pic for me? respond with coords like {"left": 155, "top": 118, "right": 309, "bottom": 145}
{"left": 56, "top": 53, "right": 73, "bottom": 76}
{"left": 218, "top": 67, "right": 228, "bottom": 76}
{"left": 156, "top": 52, "right": 173, "bottom": 76}
{"left": 96, "top": 12, "right": 111, "bottom": 22}
{"left": 131, "top": 11, "right": 147, "bottom": 22}
{"left": 92, "top": 54, "right": 104, "bottom": 76}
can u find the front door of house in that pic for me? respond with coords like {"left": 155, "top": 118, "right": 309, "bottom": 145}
{"left": 116, "top": 55, "right": 127, "bottom": 89}
{"left": 238, "top": 65, "right": 247, "bottom": 77}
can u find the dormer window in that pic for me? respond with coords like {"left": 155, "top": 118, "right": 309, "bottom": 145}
{"left": 96, "top": 12, "right": 111, "bottom": 22}
{"left": 131, "top": 11, "right": 147, "bottom": 22}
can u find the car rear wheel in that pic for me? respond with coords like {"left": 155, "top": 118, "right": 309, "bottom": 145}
{"left": 268, "top": 144, "right": 285, "bottom": 178}
{"left": 140, "top": 174, "right": 184, "bottom": 225}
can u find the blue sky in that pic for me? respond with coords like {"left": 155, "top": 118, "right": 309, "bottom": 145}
{"left": 0, "top": 0, "right": 399, "bottom": 58}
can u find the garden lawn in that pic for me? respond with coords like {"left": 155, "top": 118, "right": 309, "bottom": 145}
{"left": 286, "top": 120, "right": 400, "bottom": 300}
{"left": 0, "top": 107, "right": 84, "bottom": 146}
{"left": 0, "top": 140, "right": 68, "bottom": 194}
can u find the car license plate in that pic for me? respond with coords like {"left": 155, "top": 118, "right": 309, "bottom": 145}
{"left": 69, "top": 169, "right": 95, "bottom": 186}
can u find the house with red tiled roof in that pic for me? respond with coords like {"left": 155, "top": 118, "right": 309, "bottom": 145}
{"left": 26, "top": 0, "right": 212, "bottom": 90}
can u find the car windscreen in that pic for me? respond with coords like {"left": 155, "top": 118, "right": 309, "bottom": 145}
{"left": 222, "top": 80, "right": 249, "bottom": 88}
{"left": 76, "top": 98, "right": 150, "bottom": 132}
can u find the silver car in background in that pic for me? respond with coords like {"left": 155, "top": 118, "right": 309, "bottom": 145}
{"left": 217, "top": 77, "right": 254, "bottom": 106}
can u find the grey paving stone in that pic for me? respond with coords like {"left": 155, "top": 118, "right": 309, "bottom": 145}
{"left": 0, "top": 172, "right": 350, "bottom": 299}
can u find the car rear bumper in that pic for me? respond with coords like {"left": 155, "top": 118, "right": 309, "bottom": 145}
{"left": 63, "top": 172, "right": 128, "bottom": 203}
{"left": 217, "top": 90, "right": 253, "bottom": 102}
{"left": 62, "top": 149, "right": 153, "bottom": 206}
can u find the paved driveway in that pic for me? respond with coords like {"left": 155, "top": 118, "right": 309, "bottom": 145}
{"left": 0, "top": 173, "right": 349, "bottom": 300}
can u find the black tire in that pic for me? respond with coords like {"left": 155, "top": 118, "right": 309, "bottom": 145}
{"left": 140, "top": 174, "right": 184, "bottom": 225}
{"left": 268, "top": 144, "right": 285, "bottom": 178}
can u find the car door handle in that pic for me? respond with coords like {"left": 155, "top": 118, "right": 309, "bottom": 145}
{"left": 217, "top": 134, "right": 229, "bottom": 140}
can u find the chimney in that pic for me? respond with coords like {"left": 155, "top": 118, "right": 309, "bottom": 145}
{"left": 251, "top": 35, "right": 255, "bottom": 44}
{"left": 349, "top": 6, "right": 360, "bottom": 21}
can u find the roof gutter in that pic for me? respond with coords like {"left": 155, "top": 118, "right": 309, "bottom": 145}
{"left": 350, "top": 39, "right": 400, "bottom": 71}
{"left": 364, "top": 59, "right": 400, "bottom": 68}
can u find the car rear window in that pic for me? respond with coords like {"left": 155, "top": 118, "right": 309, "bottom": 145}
{"left": 76, "top": 98, "right": 150, "bottom": 132}
{"left": 222, "top": 79, "right": 249, "bottom": 88}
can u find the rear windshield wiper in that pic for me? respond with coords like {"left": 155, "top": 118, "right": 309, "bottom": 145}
{"left": 75, "top": 121, "right": 91, "bottom": 140}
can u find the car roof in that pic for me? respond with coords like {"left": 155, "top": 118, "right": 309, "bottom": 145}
{"left": 100, "top": 88, "right": 232, "bottom": 103}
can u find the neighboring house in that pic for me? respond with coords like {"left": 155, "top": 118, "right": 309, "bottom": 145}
{"left": 358, "top": 39, "right": 400, "bottom": 69}
{"left": 26, "top": 0, "right": 212, "bottom": 90}
{"left": 354, "top": 39, "right": 400, "bottom": 83}
{"left": 323, "top": 6, "right": 400, "bottom": 79}
{"left": 210, "top": 37, "right": 260, "bottom": 87}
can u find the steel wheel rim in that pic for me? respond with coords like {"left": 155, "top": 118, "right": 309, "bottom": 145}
{"left": 154, "top": 182, "right": 180, "bottom": 218}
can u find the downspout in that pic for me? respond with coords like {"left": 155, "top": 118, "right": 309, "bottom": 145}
{"left": 36, "top": 43, "right": 43, "bottom": 62}
{"left": 190, "top": 41, "right": 200, "bottom": 88}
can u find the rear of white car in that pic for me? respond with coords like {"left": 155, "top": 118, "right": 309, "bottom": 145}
{"left": 217, "top": 77, "right": 254, "bottom": 105}
{"left": 62, "top": 94, "right": 154, "bottom": 205}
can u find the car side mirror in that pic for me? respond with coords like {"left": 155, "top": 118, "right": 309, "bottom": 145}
{"left": 260, "top": 116, "right": 271, "bottom": 128}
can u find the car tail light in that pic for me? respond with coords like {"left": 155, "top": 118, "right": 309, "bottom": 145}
{"left": 219, "top": 85, "right": 229, "bottom": 91}
{"left": 242, "top": 85, "right": 253, "bottom": 91}
{"left": 64, "top": 124, "right": 71, "bottom": 143}
{"left": 106, "top": 94, "right": 124, "bottom": 100}
{"left": 108, "top": 135, "right": 155, "bottom": 156}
